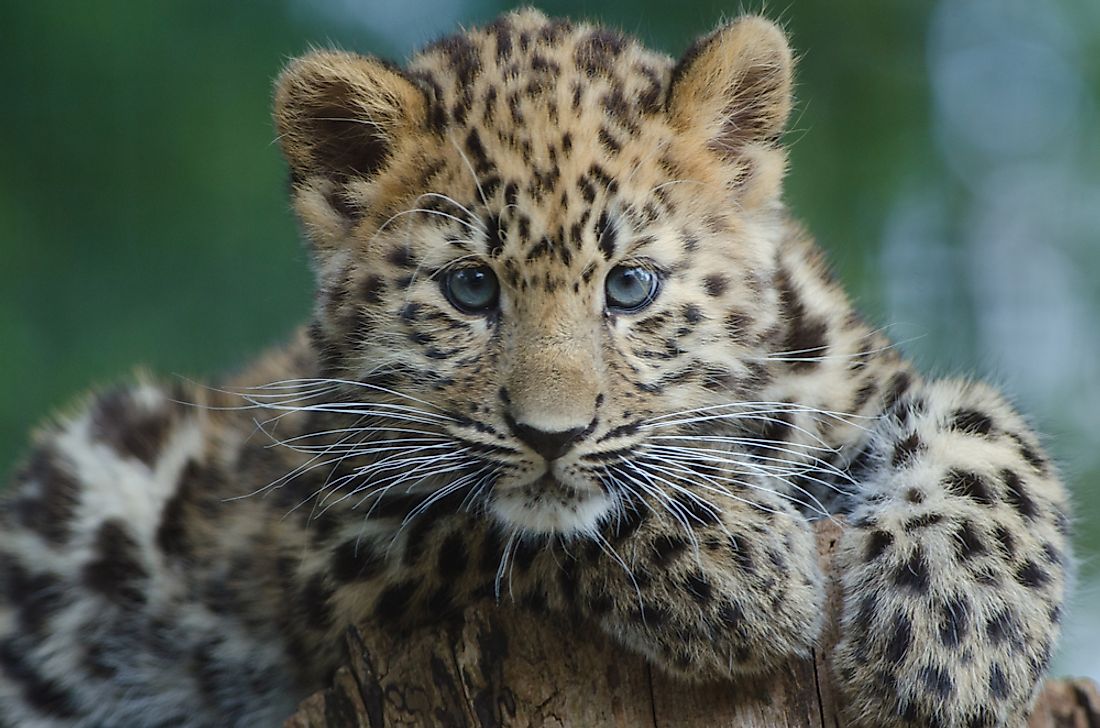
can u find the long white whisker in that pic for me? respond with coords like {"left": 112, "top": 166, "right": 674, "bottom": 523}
{"left": 416, "top": 192, "right": 486, "bottom": 231}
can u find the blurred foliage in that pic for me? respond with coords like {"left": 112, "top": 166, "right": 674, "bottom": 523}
{"left": 1, "top": 0, "right": 1097, "bottom": 673}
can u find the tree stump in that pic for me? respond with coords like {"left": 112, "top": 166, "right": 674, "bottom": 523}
{"left": 286, "top": 521, "right": 1099, "bottom": 727}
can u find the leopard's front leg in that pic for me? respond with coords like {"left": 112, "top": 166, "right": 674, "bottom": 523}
{"left": 834, "top": 378, "right": 1071, "bottom": 727}
{"left": 517, "top": 485, "right": 826, "bottom": 680}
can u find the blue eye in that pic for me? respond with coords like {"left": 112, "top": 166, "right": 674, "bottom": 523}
{"left": 605, "top": 265, "right": 660, "bottom": 312}
{"left": 442, "top": 265, "right": 499, "bottom": 314}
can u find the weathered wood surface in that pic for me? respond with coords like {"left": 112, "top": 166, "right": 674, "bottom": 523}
{"left": 286, "top": 521, "right": 1099, "bottom": 727}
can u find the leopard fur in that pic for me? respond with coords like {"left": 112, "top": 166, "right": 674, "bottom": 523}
{"left": 0, "top": 9, "right": 1071, "bottom": 727}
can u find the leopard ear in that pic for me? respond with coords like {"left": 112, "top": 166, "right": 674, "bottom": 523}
{"left": 667, "top": 17, "right": 793, "bottom": 157}
{"left": 274, "top": 50, "right": 426, "bottom": 185}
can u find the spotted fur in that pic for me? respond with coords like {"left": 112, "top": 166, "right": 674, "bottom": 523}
{"left": 0, "top": 9, "right": 1070, "bottom": 727}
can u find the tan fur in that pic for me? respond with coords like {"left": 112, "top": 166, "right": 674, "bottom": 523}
{"left": 0, "top": 10, "right": 1069, "bottom": 727}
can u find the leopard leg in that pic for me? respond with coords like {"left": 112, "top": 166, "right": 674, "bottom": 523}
{"left": 833, "top": 379, "right": 1071, "bottom": 727}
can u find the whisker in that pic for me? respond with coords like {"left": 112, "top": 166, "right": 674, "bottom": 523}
{"left": 640, "top": 454, "right": 832, "bottom": 519}
{"left": 416, "top": 192, "right": 486, "bottom": 231}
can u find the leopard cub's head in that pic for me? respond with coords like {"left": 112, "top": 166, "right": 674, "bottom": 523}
{"left": 274, "top": 9, "right": 794, "bottom": 537}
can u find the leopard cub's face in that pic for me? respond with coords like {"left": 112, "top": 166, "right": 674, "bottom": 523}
{"left": 275, "top": 9, "right": 795, "bottom": 537}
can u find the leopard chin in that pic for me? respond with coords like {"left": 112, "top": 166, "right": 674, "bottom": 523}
{"left": 489, "top": 473, "right": 614, "bottom": 537}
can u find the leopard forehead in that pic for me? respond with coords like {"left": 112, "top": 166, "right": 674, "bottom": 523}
{"left": 394, "top": 10, "right": 680, "bottom": 273}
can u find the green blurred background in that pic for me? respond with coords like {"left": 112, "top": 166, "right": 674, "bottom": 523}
{"left": 2, "top": 0, "right": 1098, "bottom": 679}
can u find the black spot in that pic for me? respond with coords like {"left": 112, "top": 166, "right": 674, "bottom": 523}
{"left": 894, "top": 547, "right": 929, "bottom": 594}
{"left": 601, "top": 88, "right": 639, "bottom": 133}
{"left": 988, "top": 663, "right": 1010, "bottom": 699}
{"left": 428, "top": 32, "right": 482, "bottom": 87}
{"left": 1054, "top": 508, "right": 1072, "bottom": 537}
{"left": 1015, "top": 559, "right": 1050, "bottom": 589}
{"left": 704, "top": 274, "right": 728, "bottom": 297}
{"left": 895, "top": 699, "right": 920, "bottom": 723}
{"left": 156, "top": 461, "right": 208, "bottom": 559}
{"left": 464, "top": 127, "right": 491, "bottom": 172}
{"left": 755, "top": 407, "right": 792, "bottom": 445}
{"left": 938, "top": 596, "right": 970, "bottom": 648}
{"left": 682, "top": 304, "right": 703, "bottom": 325}
{"left": 488, "top": 17, "right": 513, "bottom": 60}
{"left": 921, "top": 664, "right": 954, "bottom": 697}
{"left": 520, "top": 588, "right": 549, "bottom": 615}
{"left": 967, "top": 709, "right": 997, "bottom": 728}
{"left": 865, "top": 530, "right": 894, "bottom": 561}
{"left": 596, "top": 211, "right": 616, "bottom": 259}
{"left": 331, "top": 539, "right": 385, "bottom": 584}
{"left": 954, "top": 521, "right": 987, "bottom": 560}
{"left": 985, "top": 609, "right": 1018, "bottom": 645}
{"left": 13, "top": 447, "right": 81, "bottom": 545}
{"left": 777, "top": 270, "right": 828, "bottom": 369}
{"left": 1041, "top": 542, "right": 1064, "bottom": 565}
{"left": 1010, "top": 434, "right": 1048, "bottom": 474}
{"left": 992, "top": 525, "right": 1016, "bottom": 559}
{"left": 0, "top": 639, "right": 79, "bottom": 717}
{"left": 651, "top": 534, "right": 688, "bottom": 566}
{"left": 484, "top": 216, "right": 505, "bottom": 257}
{"left": 891, "top": 433, "right": 924, "bottom": 468}
{"left": 375, "top": 580, "right": 418, "bottom": 624}
{"left": 885, "top": 612, "right": 913, "bottom": 664}
{"left": 1001, "top": 469, "right": 1038, "bottom": 520}
{"left": 853, "top": 594, "right": 878, "bottom": 636}
{"left": 436, "top": 531, "right": 469, "bottom": 581}
{"left": 672, "top": 490, "right": 721, "bottom": 526}
{"left": 904, "top": 513, "right": 944, "bottom": 531}
{"left": 943, "top": 469, "right": 994, "bottom": 506}
{"left": 609, "top": 505, "right": 648, "bottom": 541}
{"left": 584, "top": 592, "right": 612, "bottom": 616}
{"left": 598, "top": 127, "right": 622, "bottom": 154}
{"left": 479, "top": 528, "right": 503, "bottom": 574}
{"left": 728, "top": 534, "right": 755, "bottom": 573}
{"left": 525, "top": 236, "right": 553, "bottom": 261}
{"left": 2, "top": 563, "right": 64, "bottom": 636}
{"left": 882, "top": 372, "right": 912, "bottom": 410}
{"left": 718, "top": 601, "right": 744, "bottom": 626}
{"left": 82, "top": 641, "right": 118, "bottom": 679}
{"left": 635, "top": 601, "right": 669, "bottom": 627}
{"left": 852, "top": 381, "right": 878, "bottom": 409}
{"left": 426, "top": 585, "right": 453, "bottom": 615}
{"left": 359, "top": 274, "right": 385, "bottom": 305}
{"left": 83, "top": 520, "right": 148, "bottom": 607}
{"left": 574, "top": 29, "right": 626, "bottom": 75}
{"left": 91, "top": 388, "right": 174, "bottom": 467}
{"left": 299, "top": 572, "right": 334, "bottom": 626}
{"left": 398, "top": 302, "right": 422, "bottom": 323}
{"left": 402, "top": 511, "right": 441, "bottom": 566}
{"left": 951, "top": 409, "right": 994, "bottom": 436}
{"left": 684, "top": 572, "right": 712, "bottom": 604}
{"left": 512, "top": 538, "right": 541, "bottom": 573}
{"left": 386, "top": 244, "right": 414, "bottom": 269}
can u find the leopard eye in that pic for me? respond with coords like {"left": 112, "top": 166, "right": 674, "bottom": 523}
{"left": 442, "top": 265, "right": 499, "bottom": 314}
{"left": 605, "top": 265, "right": 660, "bottom": 312}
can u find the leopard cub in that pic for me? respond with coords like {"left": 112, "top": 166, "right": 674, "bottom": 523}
{"left": 0, "top": 9, "right": 1070, "bottom": 727}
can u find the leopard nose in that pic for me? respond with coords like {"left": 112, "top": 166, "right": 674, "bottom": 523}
{"left": 511, "top": 422, "right": 586, "bottom": 461}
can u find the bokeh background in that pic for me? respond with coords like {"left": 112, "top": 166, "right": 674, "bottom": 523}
{"left": 2, "top": 0, "right": 1098, "bottom": 681}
